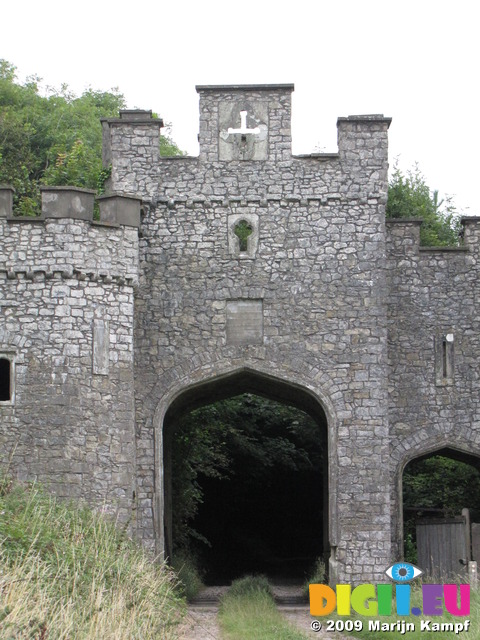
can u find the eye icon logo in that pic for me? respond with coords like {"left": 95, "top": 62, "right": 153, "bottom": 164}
{"left": 385, "top": 562, "right": 423, "bottom": 583}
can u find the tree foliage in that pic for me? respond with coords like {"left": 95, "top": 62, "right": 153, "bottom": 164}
{"left": 386, "top": 162, "right": 462, "bottom": 246}
{"left": 403, "top": 455, "right": 480, "bottom": 518}
{"left": 0, "top": 60, "right": 183, "bottom": 215}
{"left": 403, "top": 455, "right": 480, "bottom": 562}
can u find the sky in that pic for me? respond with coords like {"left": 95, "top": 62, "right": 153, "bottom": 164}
{"left": 2, "top": 0, "right": 479, "bottom": 215}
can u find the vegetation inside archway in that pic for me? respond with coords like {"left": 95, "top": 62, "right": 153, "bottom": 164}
{"left": 403, "top": 454, "right": 480, "bottom": 563}
{"left": 170, "top": 394, "right": 326, "bottom": 585}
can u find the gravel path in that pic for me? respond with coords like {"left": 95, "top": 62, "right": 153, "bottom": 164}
{"left": 175, "top": 606, "right": 221, "bottom": 640}
{"left": 175, "top": 586, "right": 227, "bottom": 640}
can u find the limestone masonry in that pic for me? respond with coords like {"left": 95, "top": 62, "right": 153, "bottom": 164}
{"left": 1, "top": 84, "right": 479, "bottom": 584}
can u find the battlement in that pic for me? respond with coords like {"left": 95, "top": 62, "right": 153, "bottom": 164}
{"left": 386, "top": 217, "right": 480, "bottom": 256}
{"left": 0, "top": 186, "right": 140, "bottom": 285}
{"left": 0, "top": 185, "right": 141, "bottom": 226}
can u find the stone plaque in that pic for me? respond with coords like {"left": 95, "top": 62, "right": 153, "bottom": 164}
{"left": 226, "top": 300, "right": 263, "bottom": 345}
{"left": 219, "top": 102, "right": 268, "bottom": 160}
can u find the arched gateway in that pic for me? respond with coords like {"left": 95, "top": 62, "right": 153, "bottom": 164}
{"left": 156, "top": 367, "right": 332, "bottom": 577}
{"left": 1, "top": 84, "right": 480, "bottom": 585}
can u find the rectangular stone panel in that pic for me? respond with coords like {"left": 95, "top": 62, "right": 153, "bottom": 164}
{"left": 93, "top": 319, "right": 109, "bottom": 375}
{"left": 226, "top": 300, "right": 263, "bottom": 345}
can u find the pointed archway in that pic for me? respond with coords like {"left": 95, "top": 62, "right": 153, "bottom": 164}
{"left": 399, "top": 446, "right": 480, "bottom": 567}
{"left": 156, "top": 368, "right": 332, "bottom": 581}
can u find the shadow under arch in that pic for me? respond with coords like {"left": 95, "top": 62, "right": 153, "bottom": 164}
{"left": 155, "top": 366, "right": 334, "bottom": 577}
{"left": 394, "top": 441, "right": 480, "bottom": 559}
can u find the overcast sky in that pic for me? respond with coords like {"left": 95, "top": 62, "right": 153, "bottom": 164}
{"left": 3, "top": 0, "right": 479, "bottom": 215}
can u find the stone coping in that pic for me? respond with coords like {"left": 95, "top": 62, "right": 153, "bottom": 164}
{"left": 293, "top": 153, "right": 339, "bottom": 160}
{"left": 386, "top": 218, "right": 423, "bottom": 224}
{"left": 337, "top": 114, "right": 392, "bottom": 125}
{"left": 196, "top": 83, "right": 295, "bottom": 92}
{"left": 40, "top": 186, "right": 96, "bottom": 194}
{"left": 101, "top": 112, "right": 164, "bottom": 126}
{"left": 419, "top": 246, "right": 469, "bottom": 253}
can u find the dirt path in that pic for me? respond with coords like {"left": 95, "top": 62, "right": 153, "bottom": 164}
{"left": 175, "top": 586, "right": 227, "bottom": 640}
{"left": 175, "top": 606, "right": 221, "bottom": 640}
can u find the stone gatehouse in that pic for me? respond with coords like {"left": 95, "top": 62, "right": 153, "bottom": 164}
{"left": 1, "top": 84, "right": 479, "bottom": 584}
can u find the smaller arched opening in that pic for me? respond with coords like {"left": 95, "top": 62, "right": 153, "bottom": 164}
{"left": 161, "top": 368, "right": 330, "bottom": 585}
{"left": 401, "top": 447, "right": 480, "bottom": 577}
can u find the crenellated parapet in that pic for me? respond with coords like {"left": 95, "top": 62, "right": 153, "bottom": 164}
{"left": 0, "top": 186, "right": 140, "bottom": 285}
{"left": 386, "top": 216, "right": 480, "bottom": 259}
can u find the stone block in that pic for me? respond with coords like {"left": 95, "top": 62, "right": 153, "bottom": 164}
{"left": 41, "top": 186, "right": 95, "bottom": 220}
{"left": 0, "top": 185, "right": 14, "bottom": 217}
{"left": 97, "top": 193, "right": 142, "bottom": 227}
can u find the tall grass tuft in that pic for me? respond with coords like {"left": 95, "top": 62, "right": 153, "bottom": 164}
{"left": 170, "top": 548, "right": 204, "bottom": 601}
{"left": 303, "top": 556, "right": 326, "bottom": 596}
{"left": 0, "top": 477, "right": 184, "bottom": 639}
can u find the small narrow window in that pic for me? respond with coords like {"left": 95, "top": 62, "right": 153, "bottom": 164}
{"left": 0, "top": 358, "right": 11, "bottom": 401}
{"left": 234, "top": 220, "right": 253, "bottom": 252}
{"left": 442, "top": 337, "right": 448, "bottom": 379}
{"left": 435, "top": 333, "right": 454, "bottom": 386}
{"left": 228, "top": 213, "right": 259, "bottom": 258}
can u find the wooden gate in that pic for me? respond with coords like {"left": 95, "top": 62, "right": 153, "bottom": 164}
{"left": 416, "top": 516, "right": 469, "bottom": 579}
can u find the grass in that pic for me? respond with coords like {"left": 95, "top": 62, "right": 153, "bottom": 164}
{"left": 303, "top": 556, "right": 326, "bottom": 596}
{"left": 0, "top": 477, "right": 185, "bottom": 639}
{"left": 320, "top": 580, "right": 479, "bottom": 639}
{"left": 170, "top": 548, "right": 204, "bottom": 601}
{"left": 218, "top": 575, "right": 308, "bottom": 640}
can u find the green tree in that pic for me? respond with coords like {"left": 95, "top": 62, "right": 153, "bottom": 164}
{"left": 0, "top": 60, "right": 183, "bottom": 215}
{"left": 386, "top": 163, "right": 462, "bottom": 246}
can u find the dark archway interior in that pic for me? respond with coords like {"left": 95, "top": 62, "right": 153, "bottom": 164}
{"left": 164, "top": 369, "right": 329, "bottom": 584}
{"left": 402, "top": 447, "right": 480, "bottom": 563}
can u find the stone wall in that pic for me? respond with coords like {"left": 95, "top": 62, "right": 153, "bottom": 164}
{"left": 3, "top": 83, "right": 479, "bottom": 585}
{"left": 0, "top": 188, "right": 140, "bottom": 523}
{"left": 386, "top": 216, "right": 480, "bottom": 557}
